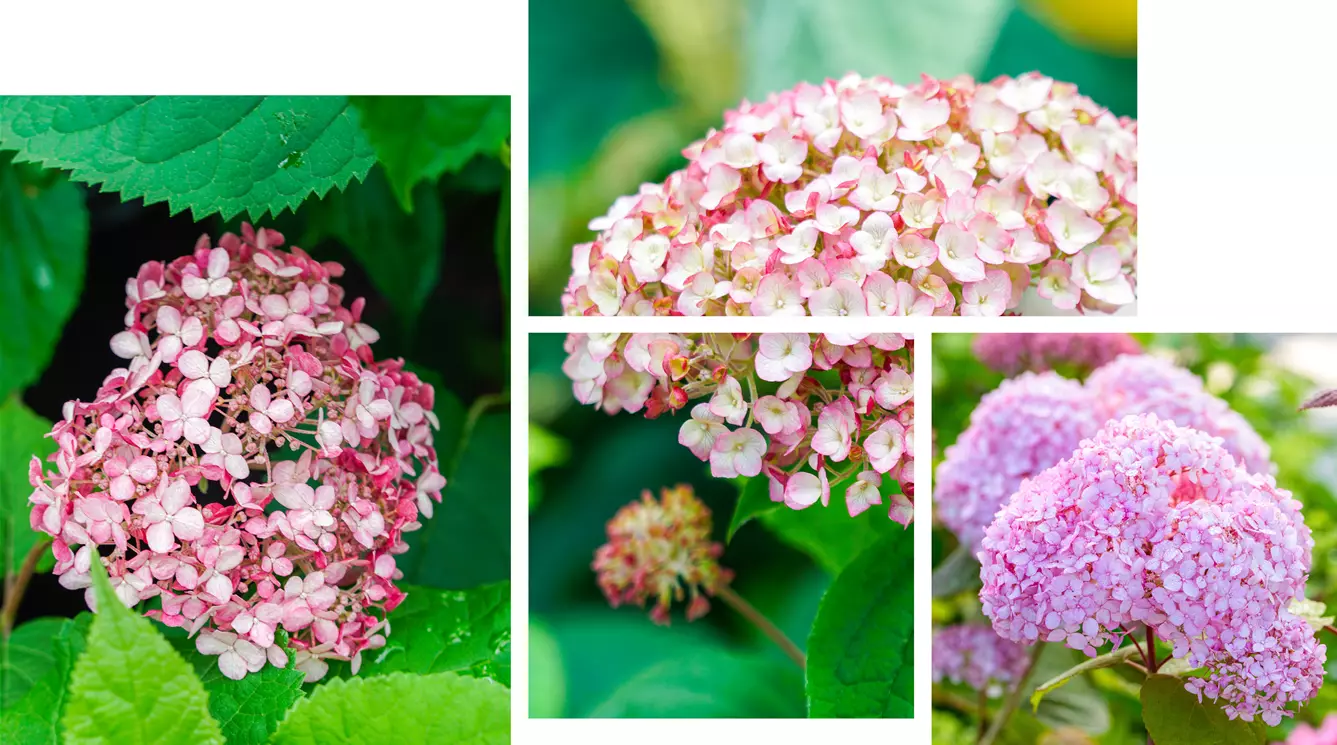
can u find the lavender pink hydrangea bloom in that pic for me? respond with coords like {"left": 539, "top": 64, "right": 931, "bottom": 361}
{"left": 1086, "top": 354, "right": 1272, "bottom": 473}
{"left": 564, "top": 332, "right": 914, "bottom": 523}
{"left": 979, "top": 414, "right": 1324, "bottom": 726}
{"left": 28, "top": 225, "right": 446, "bottom": 682}
{"left": 972, "top": 332, "right": 1141, "bottom": 376}
{"left": 935, "top": 372, "right": 1100, "bottom": 551}
{"left": 563, "top": 72, "right": 1136, "bottom": 318}
{"left": 931, "top": 624, "right": 1030, "bottom": 693}
{"left": 1279, "top": 715, "right": 1337, "bottom": 745}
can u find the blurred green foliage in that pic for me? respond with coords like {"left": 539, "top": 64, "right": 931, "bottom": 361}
{"left": 528, "top": 0, "right": 1137, "bottom": 314}
{"left": 932, "top": 334, "right": 1337, "bottom": 742}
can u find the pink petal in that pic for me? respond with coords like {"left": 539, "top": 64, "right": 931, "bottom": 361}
{"left": 171, "top": 508, "right": 205, "bottom": 541}
{"left": 146, "top": 521, "right": 176, "bottom": 553}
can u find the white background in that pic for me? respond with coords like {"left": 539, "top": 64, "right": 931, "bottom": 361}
{"left": 5, "top": 0, "right": 1337, "bottom": 741}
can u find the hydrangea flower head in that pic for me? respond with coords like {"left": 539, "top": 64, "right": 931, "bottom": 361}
{"left": 979, "top": 414, "right": 1322, "bottom": 725}
{"left": 592, "top": 484, "right": 732, "bottom": 625}
{"left": 931, "top": 624, "right": 1030, "bottom": 694}
{"left": 564, "top": 332, "right": 914, "bottom": 523}
{"left": 1086, "top": 354, "right": 1271, "bottom": 472}
{"left": 563, "top": 72, "right": 1136, "bottom": 317}
{"left": 972, "top": 332, "right": 1141, "bottom": 376}
{"left": 935, "top": 372, "right": 1100, "bottom": 550}
{"left": 1279, "top": 714, "right": 1337, "bottom": 745}
{"left": 28, "top": 224, "right": 446, "bottom": 682}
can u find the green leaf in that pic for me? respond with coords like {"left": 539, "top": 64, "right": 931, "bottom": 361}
{"left": 0, "top": 153, "right": 88, "bottom": 401}
{"left": 1030, "top": 644, "right": 1137, "bottom": 711}
{"left": 588, "top": 649, "right": 805, "bottom": 718}
{"left": 302, "top": 164, "right": 443, "bottom": 334}
{"left": 0, "top": 618, "right": 64, "bottom": 708}
{"left": 60, "top": 558, "right": 224, "bottom": 745}
{"left": 1140, "top": 674, "right": 1266, "bottom": 745}
{"left": 184, "top": 646, "right": 305, "bottom": 745}
{"left": 727, "top": 476, "right": 781, "bottom": 543}
{"left": 402, "top": 410, "right": 510, "bottom": 589}
{"left": 742, "top": 0, "right": 1010, "bottom": 101}
{"left": 0, "top": 96, "right": 375, "bottom": 221}
{"left": 356, "top": 582, "right": 510, "bottom": 687}
{"left": 269, "top": 672, "right": 509, "bottom": 745}
{"left": 806, "top": 531, "right": 913, "bottom": 717}
{"left": 930, "top": 544, "right": 981, "bottom": 598}
{"left": 0, "top": 399, "right": 57, "bottom": 575}
{"left": 0, "top": 614, "right": 90, "bottom": 744}
{"left": 527, "top": 619, "right": 566, "bottom": 718}
{"left": 758, "top": 476, "right": 902, "bottom": 574}
{"left": 349, "top": 96, "right": 509, "bottom": 211}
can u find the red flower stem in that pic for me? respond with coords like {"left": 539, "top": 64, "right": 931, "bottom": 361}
{"left": 1147, "top": 626, "right": 1158, "bottom": 673}
{"left": 716, "top": 585, "right": 805, "bottom": 669}
{"left": 2, "top": 538, "right": 52, "bottom": 638}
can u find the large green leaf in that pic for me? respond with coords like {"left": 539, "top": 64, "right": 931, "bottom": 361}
{"left": 0, "top": 399, "right": 56, "bottom": 575}
{"left": 588, "top": 648, "right": 805, "bottom": 718}
{"left": 0, "top": 96, "right": 375, "bottom": 221}
{"left": 806, "top": 531, "right": 913, "bottom": 718}
{"left": 302, "top": 165, "right": 444, "bottom": 334}
{"left": 402, "top": 411, "right": 510, "bottom": 589}
{"left": 742, "top": 0, "right": 1010, "bottom": 100}
{"left": 0, "top": 614, "right": 90, "bottom": 744}
{"left": 350, "top": 96, "right": 509, "bottom": 212}
{"left": 1140, "top": 674, "right": 1266, "bottom": 745}
{"left": 177, "top": 641, "right": 305, "bottom": 745}
{"left": 0, "top": 153, "right": 88, "bottom": 401}
{"left": 356, "top": 582, "right": 510, "bottom": 687}
{"left": 269, "top": 672, "right": 509, "bottom": 745}
{"left": 727, "top": 476, "right": 781, "bottom": 542}
{"left": 60, "top": 559, "right": 224, "bottom": 745}
{"left": 0, "top": 618, "right": 64, "bottom": 708}
{"left": 758, "top": 477, "right": 902, "bottom": 575}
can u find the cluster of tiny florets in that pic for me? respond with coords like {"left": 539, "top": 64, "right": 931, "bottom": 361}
{"left": 592, "top": 485, "right": 732, "bottom": 625}
{"left": 1086, "top": 354, "right": 1271, "bottom": 472}
{"left": 28, "top": 225, "right": 445, "bottom": 682}
{"left": 564, "top": 332, "right": 913, "bottom": 523}
{"left": 972, "top": 332, "right": 1141, "bottom": 375}
{"left": 935, "top": 351, "right": 1273, "bottom": 551}
{"left": 979, "top": 414, "right": 1323, "bottom": 725}
{"left": 931, "top": 624, "right": 1030, "bottom": 694}
{"left": 935, "top": 372, "right": 1100, "bottom": 550}
{"left": 563, "top": 72, "right": 1136, "bottom": 318}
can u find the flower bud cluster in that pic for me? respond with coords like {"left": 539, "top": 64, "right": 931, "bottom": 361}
{"left": 564, "top": 333, "right": 913, "bottom": 523}
{"left": 28, "top": 225, "right": 445, "bottom": 682}
{"left": 592, "top": 485, "right": 732, "bottom": 624}
{"left": 563, "top": 72, "right": 1136, "bottom": 318}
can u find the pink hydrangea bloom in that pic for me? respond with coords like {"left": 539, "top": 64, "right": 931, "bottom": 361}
{"left": 972, "top": 333, "right": 1142, "bottom": 376}
{"left": 593, "top": 485, "right": 732, "bottom": 625}
{"left": 979, "top": 414, "right": 1323, "bottom": 726}
{"left": 1279, "top": 715, "right": 1337, "bottom": 745}
{"left": 935, "top": 372, "right": 1100, "bottom": 550}
{"left": 564, "top": 332, "right": 914, "bottom": 523}
{"left": 563, "top": 72, "right": 1136, "bottom": 317}
{"left": 931, "top": 624, "right": 1030, "bottom": 693}
{"left": 28, "top": 224, "right": 445, "bottom": 682}
{"left": 1086, "top": 354, "right": 1272, "bottom": 473}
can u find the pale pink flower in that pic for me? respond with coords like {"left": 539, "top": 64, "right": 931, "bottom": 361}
{"left": 709, "top": 428, "right": 766, "bottom": 478}
{"left": 182, "top": 247, "right": 235, "bottom": 299}
{"left": 755, "top": 333, "right": 813, "bottom": 382}
{"left": 135, "top": 479, "right": 205, "bottom": 553}
{"left": 197, "top": 630, "right": 266, "bottom": 680}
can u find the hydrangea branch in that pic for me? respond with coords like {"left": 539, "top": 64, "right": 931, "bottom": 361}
{"left": 1, "top": 537, "right": 52, "bottom": 637}
{"left": 716, "top": 584, "right": 805, "bottom": 669}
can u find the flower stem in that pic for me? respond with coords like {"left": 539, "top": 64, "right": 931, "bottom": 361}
{"left": 1324, "top": 624, "right": 1337, "bottom": 637}
{"left": 717, "top": 585, "right": 805, "bottom": 669}
{"left": 2, "top": 538, "right": 52, "bottom": 638}
{"left": 979, "top": 642, "right": 1044, "bottom": 745}
{"left": 1147, "top": 626, "right": 1158, "bottom": 673}
{"left": 977, "top": 688, "right": 989, "bottom": 741}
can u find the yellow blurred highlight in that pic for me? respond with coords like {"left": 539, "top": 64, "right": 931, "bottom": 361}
{"left": 1024, "top": 0, "right": 1137, "bottom": 55}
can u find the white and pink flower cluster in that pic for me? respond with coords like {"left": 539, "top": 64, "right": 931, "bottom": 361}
{"left": 27, "top": 225, "right": 446, "bottom": 682}
{"left": 936, "top": 353, "right": 1272, "bottom": 551}
{"left": 563, "top": 332, "right": 913, "bottom": 523}
{"left": 563, "top": 72, "right": 1136, "bottom": 317}
{"left": 979, "top": 414, "right": 1324, "bottom": 725}
{"left": 931, "top": 624, "right": 1030, "bottom": 694}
